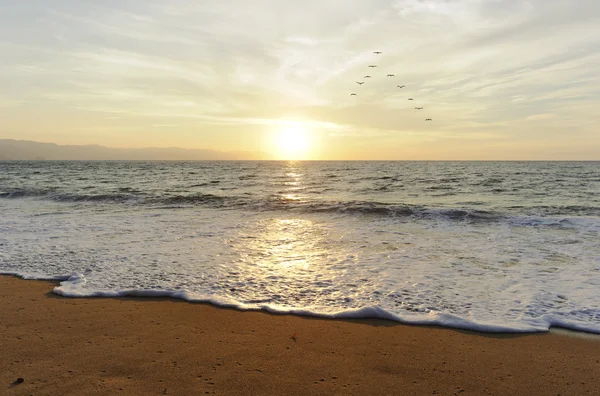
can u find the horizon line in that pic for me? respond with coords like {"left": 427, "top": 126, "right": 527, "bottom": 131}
{"left": 2, "top": 159, "right": 599, "bottom": 162}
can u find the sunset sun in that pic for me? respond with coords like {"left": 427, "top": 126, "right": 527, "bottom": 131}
{"left": 275, "top": 123, "right": 311, "bottom": 160}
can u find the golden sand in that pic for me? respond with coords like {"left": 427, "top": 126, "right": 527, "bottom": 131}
{"left": 1, "top": 276, "right": 599, "bottom": 395}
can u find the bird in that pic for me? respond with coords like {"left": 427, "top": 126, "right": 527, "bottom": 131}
{"left": 356, "top": 81, "right": 365, "bottom": 85}
{"left": 425, "top": 118, "right": 432, "bottom": 121}
{"left": 397, "top": 85, "right": 405, "bottom": 88}
{"left": 368, "top": 65, "right": 377, "bottom": 68}
{"left": 408, "top": 98, "right": 414, "bottom": 101}
{"left": 373, "top": 51, "right": 382, "bottom": 54}
{"left": 415, "top": 107, "right": 423, "bottom": 110}
{"left": 387, "top": 74, "right": 395, "bottom": 77}
{"left": 364, "top": 75, "right": 372, "bottom": 78}
{"left": 350, "top": 93, "right": 357, "bottom": 96}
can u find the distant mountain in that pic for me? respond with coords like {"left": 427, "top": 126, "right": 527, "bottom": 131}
{"left": 0, "top": 139, "right": 268, "bottom": 160}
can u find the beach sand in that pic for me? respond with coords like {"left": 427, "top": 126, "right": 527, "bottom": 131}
{"left": 1, "top": 276, "right": 599, "bottom": 395}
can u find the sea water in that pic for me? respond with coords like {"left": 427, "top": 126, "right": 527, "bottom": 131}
{"left": 1, "top": 161, "right": 599, "bottom": 333}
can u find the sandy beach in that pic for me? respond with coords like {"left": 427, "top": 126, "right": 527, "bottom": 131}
{"left": 1, "top": 275, "right": 598, "bottom": 396}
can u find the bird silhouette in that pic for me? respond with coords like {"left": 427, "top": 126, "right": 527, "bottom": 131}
{"left": 397, "top": 85, "right": 405, "bottom": 88}
{"left": 368, "top": 65, "right": 377, "bottom": 68}
{"left": 373, "top": 51, "right": 382, "bottom": 54}
{"left": 425, "top": 118, "right": 432, "bottom": 121}
{"left": 408, "top": 98, "right": 414, "bottom": 101}
{"left": 386, "top": 74, "right": 395, "bottom": 77}
{"left": 356, "top": 81, "right": 365, "bottom": 85}
{"left": 364, "top": 75, "right": 372, "bottom": 78}
{"left": 350, "top": 93, "right": 357, "bottom": 96}
{"left": 415, "top": 107, "right": 423, "bottom": 110}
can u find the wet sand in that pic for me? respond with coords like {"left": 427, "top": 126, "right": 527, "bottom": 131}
{"left": 1, "top": 275, "right": 599, "bottom": 395}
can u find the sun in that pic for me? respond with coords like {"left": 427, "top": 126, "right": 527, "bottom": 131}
{"left": 275, "top": 124, "right": 311, "bottom": 160}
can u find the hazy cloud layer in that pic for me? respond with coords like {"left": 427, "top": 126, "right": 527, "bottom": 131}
{"left": 1, "top": 0, "right": 599, "bottom": 158}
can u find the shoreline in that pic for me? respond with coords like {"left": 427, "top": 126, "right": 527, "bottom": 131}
{"left": 7, "top": 274, "right": 599, "bottom": 337}
{"left": 2, "top": 275, "right": 600, "bottom": 395}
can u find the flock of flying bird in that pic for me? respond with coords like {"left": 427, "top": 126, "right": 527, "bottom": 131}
{"left": 350, "top": 51, "right": 433, "bottom": 122}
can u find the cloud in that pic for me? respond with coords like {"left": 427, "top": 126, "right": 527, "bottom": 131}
{"left": 525, "top": 114, "right": 555, "bottom": 122}
{"left": 0, "top": 0, "right": 598, "bottom": 158}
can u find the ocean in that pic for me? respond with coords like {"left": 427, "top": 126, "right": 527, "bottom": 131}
{"left": 1, "top": 161, "right": 599, "bottom": 333}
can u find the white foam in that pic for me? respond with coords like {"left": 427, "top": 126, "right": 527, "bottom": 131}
{"left": 2, "top": 198, "right": 600, "bottom": 334}
{"left": 50, "top": 275, "right": 575, "bottom": 333}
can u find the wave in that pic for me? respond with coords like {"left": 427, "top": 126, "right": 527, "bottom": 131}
{"left": 2, "top": 188, "right": 599, "bottom": 224}
{"left": 270, "top": 200, "right": 502, "bottom": 222}
{"left": 0, "top": 189, "right": 229, "bottom": 206}
{"left": 158, "top": 193, "right": 231, "bottom": 206}
{"left": 0, "top": 190, "right": 52, "bottom": 199}
{"left": 0, "top": 272, "right": 594, "bottom": 334}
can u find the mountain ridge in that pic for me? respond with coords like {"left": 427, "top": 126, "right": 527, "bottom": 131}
{"left": 0, "top": 139, "right": 267, "bottom": 160}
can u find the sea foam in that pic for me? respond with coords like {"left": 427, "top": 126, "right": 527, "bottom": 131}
{"left": 2, "top": 161, "right": 600, "bottom": 335}
{"left": 46, "top": 272, "right": 593, "bottom": 334}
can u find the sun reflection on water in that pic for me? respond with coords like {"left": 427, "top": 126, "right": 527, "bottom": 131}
{"left": 243, "top": 218, "right": 325, "bottom": 271}
{"left": 218, "top": 213, "right": 360, "bottom": 309}
{"left": 275, "top": 162, "right": 307, "bottom": 203}
{"left": 216, "top": 160, "right": 377, "bottom": 309}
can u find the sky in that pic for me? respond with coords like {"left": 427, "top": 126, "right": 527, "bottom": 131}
{"left": 1, "top": 0, "right": 599, "bottom": 160}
